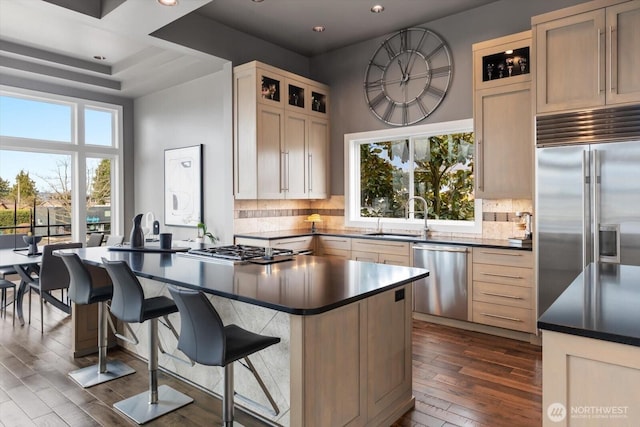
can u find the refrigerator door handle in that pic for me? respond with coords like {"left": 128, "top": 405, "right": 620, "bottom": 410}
{"left": 582, "top": 150, "right": 591, "bottom": 267}
{"left": 592, "top": 149, "right": 600, "bottom": 265}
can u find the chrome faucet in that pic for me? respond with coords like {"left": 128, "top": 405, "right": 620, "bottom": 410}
{"left": 405, "top": 196, "right": 429, "bottom": 237}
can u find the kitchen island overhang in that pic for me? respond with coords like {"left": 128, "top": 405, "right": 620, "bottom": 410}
{"left": 66, "top": 247, "right": 429, "bottom": 426}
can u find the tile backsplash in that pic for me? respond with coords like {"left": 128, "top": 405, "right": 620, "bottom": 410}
{"left": 234, "top": 196, "right": 533, "bottom": 240}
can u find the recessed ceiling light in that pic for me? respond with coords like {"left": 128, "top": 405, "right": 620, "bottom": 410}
{"left": 157, "top": 0, "right": 178, "bottom": 6}
{"left": 505, "top": 49, "right": 514, "bottom": 54}
{"left": 313, "top": 26, "right": 325, "bottom": 32}
{"left": 93, "top": 55, "right": 106, "bottom": 61}
{"left": 371, "top": 5, "right": 384, "bottom": 13}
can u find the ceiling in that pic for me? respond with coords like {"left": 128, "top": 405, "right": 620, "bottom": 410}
{"left": 194, "top": 0, "right": 498, "bottom": 57}
{"left": 0, "top": 0, "right": 497, "bottom": 98}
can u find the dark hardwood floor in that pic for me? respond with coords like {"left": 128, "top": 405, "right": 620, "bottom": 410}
{"left": 393, "top": 321, "right": 542, "bottom": 427}
{"left": 1, "top": 290, "right": 541, "bottom": 427}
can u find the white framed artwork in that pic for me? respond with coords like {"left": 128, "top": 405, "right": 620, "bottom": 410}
{"left": 164, "top": 145, "right": 202, "bottom": 227}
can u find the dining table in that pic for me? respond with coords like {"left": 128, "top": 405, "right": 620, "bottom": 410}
{"left": 0, "top": 247, "right": 70, "bottom": 326}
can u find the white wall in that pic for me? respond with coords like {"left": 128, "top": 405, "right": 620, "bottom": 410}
{"left": 133, "top": 63, "right": 234, "bottom": 243}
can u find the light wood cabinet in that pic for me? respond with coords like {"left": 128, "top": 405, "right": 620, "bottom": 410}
{"left": 542, "top": 330, "right": 640, "bottom": 427}
{"left": 473, "top": 31, "right": 533, "bottom": 199}
{"left": 533, "top": 0, "right": 640, "bottom": 114}
{"left": 290, "top": 284, "right": 413, "bottom": 426}
{"left": 316, "top": 235, "right": 352, "bottom": 260}
{"left": 234, "top": 61, "right": 330, "bottom": 200}
{"left": 351, "top": 238, "right": 410, "bottom": 266}
{"left": 235, "top": 235, "right": 315, "bottom": 252}
{"left": 471, "top": 248, "right": 534, "bottom": 333}
{"left": 366, "top": 286, "right": 413, "bottom": 423}
{"left": 307, "top": 116, "right": 329, "bottom": 199}
{"left": 269, "top": 236, "right": 315, "bottom": 252}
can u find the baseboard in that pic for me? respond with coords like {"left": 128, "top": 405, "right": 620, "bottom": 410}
{"left": 412, "top": 312, "right": 540, "bottom": 345}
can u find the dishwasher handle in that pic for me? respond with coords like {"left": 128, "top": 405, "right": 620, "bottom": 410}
{"left": 412, "top": 244, "right": 469, "bottom": 253}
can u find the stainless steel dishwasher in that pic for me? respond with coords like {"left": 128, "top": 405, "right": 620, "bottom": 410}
{"left": 412, "top": 244, "right": 469, "bottom": 320}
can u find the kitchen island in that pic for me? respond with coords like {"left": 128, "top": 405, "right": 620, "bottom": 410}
{"left": 69, "top": 247, "right": 429, "bottom": 426}
{"left": 538, "top": 263, "right": 640, "bottom": 426}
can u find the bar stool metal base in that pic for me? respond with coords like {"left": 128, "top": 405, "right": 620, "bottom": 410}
{"left": 69, "top": 360, "right": 135, "bottom": 388}
{"left": 114, "top": 384, "right": 193, "bottom": 425}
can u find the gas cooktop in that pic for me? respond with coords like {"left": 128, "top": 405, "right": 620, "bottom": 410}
{"left": 186, "top": 244, "right": 295, "bottom": 263}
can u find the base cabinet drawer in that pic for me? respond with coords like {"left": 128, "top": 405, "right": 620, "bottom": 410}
{"left": 351, "top": 239, "right": 410, "bottom": 256}
{"left": 473, "top": 281, "right": 532, "bottom": 309}
{"left": 317, "top": 236, "right": 352, "bottom": 251}
{"left": 378, "top": 253, "right": 410, "bottom": 266}
{"left": 351, "top": 239, "right": 410, "bottom": 266}
{"left": 472, "top": 263, "right": 533, "bottom": 287}
{"left": 472, "top": 248, "right": 532, "bottom": 268}
{"left": 271, "top": 236, "right": 315, "bottom": 251}
{"left": 317, "top": 236, "right": 352, "bottom": 259}
{"left": 472, "top": 301, "right": 533, "bottom": 332}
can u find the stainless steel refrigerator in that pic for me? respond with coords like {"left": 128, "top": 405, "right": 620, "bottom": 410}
{"left": 536, "top": 105, "right": 640, "bottom": 317}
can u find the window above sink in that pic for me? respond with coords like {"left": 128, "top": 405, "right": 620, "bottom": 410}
{"left": 344, "top": 119, "right": 482, "bottom": 235}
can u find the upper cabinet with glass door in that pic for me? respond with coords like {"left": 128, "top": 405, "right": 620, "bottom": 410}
{"left": 257, "top": 68, "right": 285, "bottom": 108}
{"left": 285, "top": 77, "right": 330, "bottom": 119}
{"left": 533, "top": 0, "right": 640, "bottom": 114}
{"left": 473, "top": 31, "right": 533, "bottom": 199}
{"left": 234, "top": 61, "right": 330, "bottom": 200}
{"left": 473, "top": 31, "right": 531, "bottom": 90}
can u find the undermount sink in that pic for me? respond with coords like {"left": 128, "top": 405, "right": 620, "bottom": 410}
{"left": 364, "top": 232, "right": 422, "bottom": 239}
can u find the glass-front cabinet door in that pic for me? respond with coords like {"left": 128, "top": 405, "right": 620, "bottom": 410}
{"left": 286, "top": 78, "right": 306, "bottom": 111}
{"left": 309, "top": 85, "right": 329, "bottom": 118}
{"left": 257, "top": 70, "right": 285, "bottom": 108}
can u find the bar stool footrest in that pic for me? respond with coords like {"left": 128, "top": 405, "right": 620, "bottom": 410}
{"left": 113, "top": 384, "right": 193, "bottom": 424}
{"left": 69, "top": 360, "right": 136, "bottom": 388}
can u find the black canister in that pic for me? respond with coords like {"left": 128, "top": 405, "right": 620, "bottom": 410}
{"left": 129, "top": 213, "right": 145, "bottom": 248}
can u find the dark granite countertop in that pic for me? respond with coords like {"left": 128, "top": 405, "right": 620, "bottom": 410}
{"left": 538, "top": 263, "right": 640, "bottom": 347}
{"left": 235, "top": 229, "right": 533, "bottom": 251}
{"left": 66, "top": 247, "right": 429, "bottom": 316}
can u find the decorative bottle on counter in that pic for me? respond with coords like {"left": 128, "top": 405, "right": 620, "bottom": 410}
{"left": 129, "top": 213, "right": 145, "bottom": 248}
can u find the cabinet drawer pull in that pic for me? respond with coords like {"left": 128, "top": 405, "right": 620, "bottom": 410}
{"left": 480, "top": 291, "right": 523, "bottom": 300}
{"left": 479, "top": 250, "right": 523, "bottom": 257}
{"left": 481, "top": 312, "right": 522, "bottom": 322}
{"left": 481, "top": 272, "right": 523, "bottom": 279}
{"left": 275, "top": 239, "right": 306, "bottom": 246}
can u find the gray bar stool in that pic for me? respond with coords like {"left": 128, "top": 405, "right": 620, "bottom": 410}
{"left": 168, "top": 286, "right": 281, "bottom": 427}
{"left": 102, "top": 258, "right": 193, "bottom": 424}
{"left": 58, "top": 253, "right": 135, "bottom": 387}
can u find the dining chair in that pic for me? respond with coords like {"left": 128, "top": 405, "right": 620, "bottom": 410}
{"left": 0, "top": 233, "right": 27, "bottom": 280}
{"left": 86, "top": 233, "right": 104, "bottom": 247}
{"left": 27, "top": 242, "right": 83, "bottom": 333}
{"left": 105, "top": 235, "right": 124, "bottom": 246}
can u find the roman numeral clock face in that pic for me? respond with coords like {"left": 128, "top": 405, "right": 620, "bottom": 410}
{"left": 364, "top": 28, "right": 453, "bottom": 126}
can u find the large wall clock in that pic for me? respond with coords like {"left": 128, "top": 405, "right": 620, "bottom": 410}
{"left": 364, "top": 27, "right": 453, "bottom": 126}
